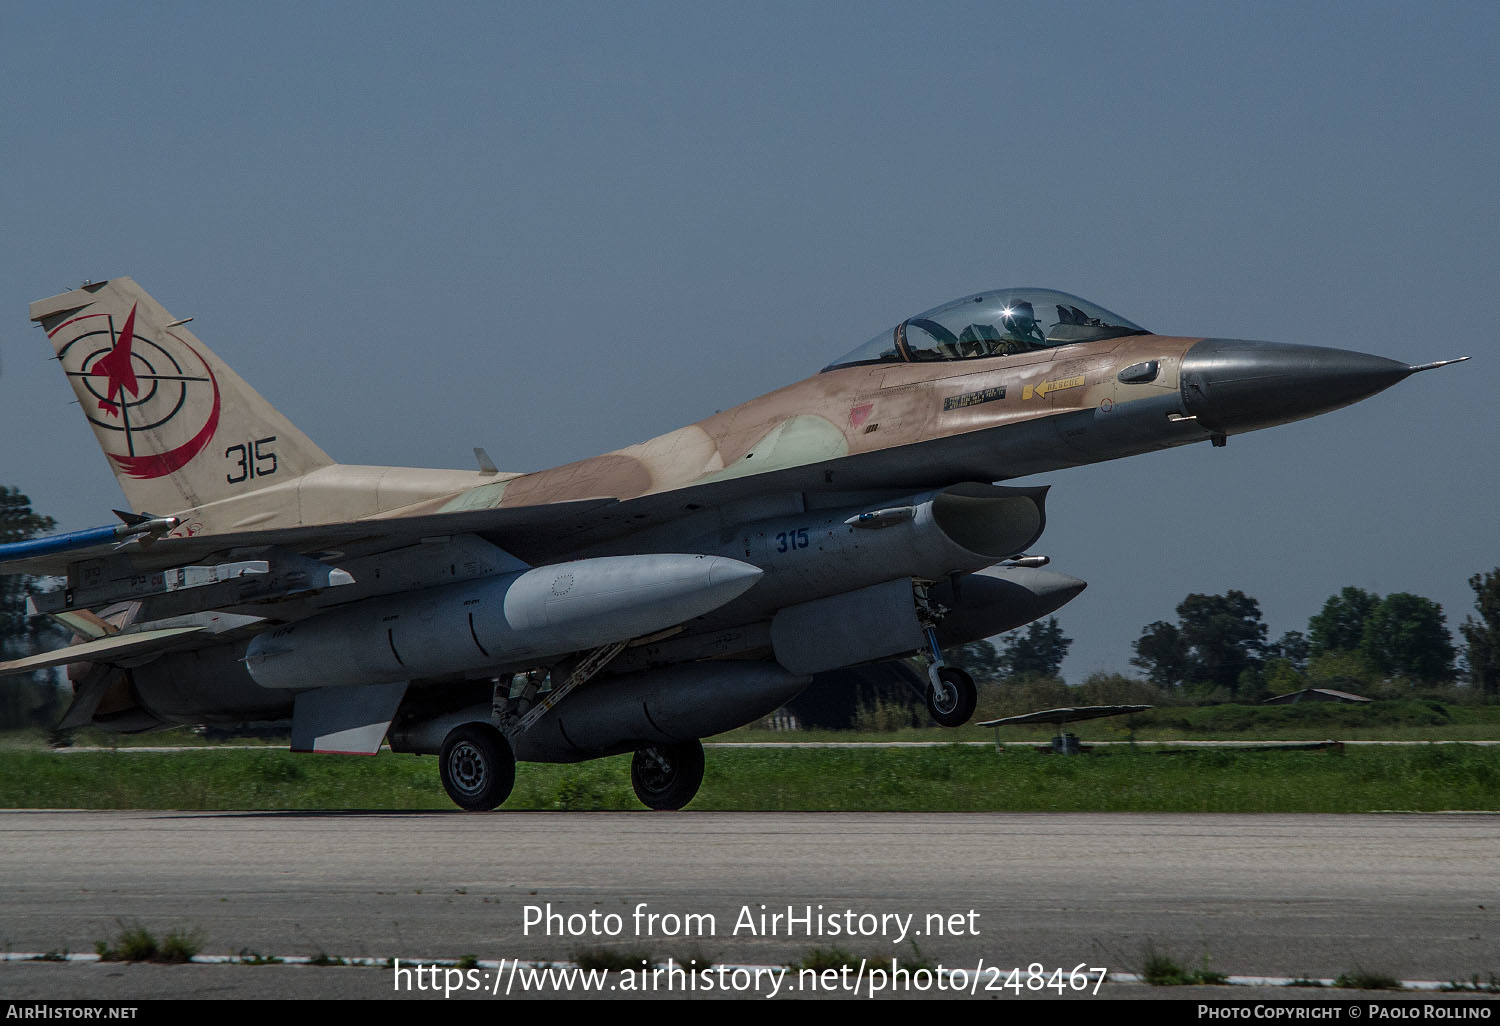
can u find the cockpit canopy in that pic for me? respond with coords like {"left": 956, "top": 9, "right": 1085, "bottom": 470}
{"left": 823, "top": 288, "right": 1150, "bottom": 371}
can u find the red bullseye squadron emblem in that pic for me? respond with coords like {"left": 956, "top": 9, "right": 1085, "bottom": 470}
{"left": 52, "top": 304, "right": 222, "bottom": 480}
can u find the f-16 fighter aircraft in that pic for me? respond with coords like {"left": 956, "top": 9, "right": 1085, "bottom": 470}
{"left": 0, "top": 278, "right": 1467, "bottom": 809}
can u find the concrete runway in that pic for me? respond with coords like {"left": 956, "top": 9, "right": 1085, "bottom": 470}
{"left": 1, "top": 810, "right": 1496, "bottom": 999}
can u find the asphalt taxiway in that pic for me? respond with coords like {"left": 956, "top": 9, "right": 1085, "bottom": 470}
{"left": 1, "top": 811, "right": 1495, "bottom": 999}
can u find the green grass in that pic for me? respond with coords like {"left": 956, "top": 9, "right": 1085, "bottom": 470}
{"left": 1, "top": 743, "right": 1496, "bottom": 812}
{"left": 306, "top": 952, "right": 349, "bottom": 966}
{"left": 1335, "top": 968, "right": 1403, "bottom": 991}
{"left": 95, "top": 921, "right": 201, "bottom": 963}
{"left": 721, "top": 700, "right": 1500, "bottom": 744}
{"left": 1140, "top": 944, "right": 1229, "bottom": 986}
{"left": 12, "top": 699, "right": 1495, "bottom": 756}
{"left": 1442, "top": 975, "right": 1500, "bottom": 993}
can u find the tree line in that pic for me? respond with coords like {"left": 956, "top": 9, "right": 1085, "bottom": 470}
{"left": 1129, "top": 585, "right": 1492, "bottom": 701}
{"left": 1, "top": 487, "right": 65, "bottom": 728}
{"left": 961, "top": 577, "right": 1500, "bottom": 702}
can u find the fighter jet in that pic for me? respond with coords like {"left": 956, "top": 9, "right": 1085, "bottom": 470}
{"left": 0, "top": 278, "right": 1466, "bottom": 810}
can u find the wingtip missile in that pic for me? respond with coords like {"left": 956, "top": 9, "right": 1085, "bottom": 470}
{"left": 0, "top": 513, "right": 179, "bottom": 568}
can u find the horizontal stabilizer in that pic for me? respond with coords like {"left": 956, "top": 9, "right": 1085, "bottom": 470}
{"left": 0, "top": 626, "right": 206, "bottom": 679}
{"left": 47, "top": 609, "right": 117, "bottom": 640}
{"left": 291, "top": 682, "right": 407, "bottom": 755}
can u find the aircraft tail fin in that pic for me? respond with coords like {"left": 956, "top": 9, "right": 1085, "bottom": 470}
{"left": 29, "top": 278, "right": 335, "bottom": 516}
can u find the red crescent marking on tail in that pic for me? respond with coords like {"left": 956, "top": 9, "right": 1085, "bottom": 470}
{"left": 107, "top": 337, "right": 221, "bottom": 480}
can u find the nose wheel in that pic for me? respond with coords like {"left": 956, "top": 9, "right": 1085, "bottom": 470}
{"left": 926, "top": 666, "right": 977, "bottom": 727}
{"left": 631, "top": 739, "right": 705, "bottom": 810}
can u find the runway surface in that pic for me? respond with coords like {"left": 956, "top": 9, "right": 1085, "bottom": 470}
{"left": 1, "top": 810, "right": 1496, "bottom": 999}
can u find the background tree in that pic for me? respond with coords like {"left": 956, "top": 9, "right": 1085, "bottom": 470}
{"left": 1174, "top": 591, "right": 1267, "bottom": 697}
{"left": 1131, "top": 620, "right": 1188, "bottom": 689}
{"left": 998, "top": 616, "right": 1072, "bottom": 678}
{"left": 1305, "top": 648, "right": 1381, "bottom": 694}
{"left": 1459, "top": 569, "right": 1500, "bottom": 699}
{"left": 1306, "top": 585, "right": 1459, "bottom": 691}
{"left": 1132, "top": 591, "right": 1267, "bottom": 699}
{"left": 1261, "top": 656, "right": 1306, "bottom": 697}
{"left": 1308, "top": 586, "right": 1379, "bottom": 655}
{"left": 1358, "top": 592, "right": 1455, "bottom": 684}
{"left": 0, "top": 487, "right": 63, "bottom": 729}
{"left": 1266, "top": 630, "right": 1309, "bottom": 672}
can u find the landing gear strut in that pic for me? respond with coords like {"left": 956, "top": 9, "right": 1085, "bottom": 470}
{"left": 439, "top": 724, "right": 516, "bottom": 811}
{"left": 630, "top": 739, "right": 705, "bottom": 810}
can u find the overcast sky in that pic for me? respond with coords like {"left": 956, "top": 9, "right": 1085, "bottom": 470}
{"left": 2, "top": 1, "right": 1495, "bottom": 679}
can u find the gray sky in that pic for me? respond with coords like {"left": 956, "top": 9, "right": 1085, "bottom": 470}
{"left": 2, "top": 1, "right": 1495, "bottom": 680}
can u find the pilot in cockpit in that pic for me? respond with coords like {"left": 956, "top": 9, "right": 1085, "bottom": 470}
{"left": 999, "top": 300, "right": 1047, "bottom": 348}
{"left": 953, "top": 301, "right": 1049, "bottom": 357}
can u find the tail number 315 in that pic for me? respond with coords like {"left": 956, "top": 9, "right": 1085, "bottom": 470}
{"left": 226, "top": 437, "right": 278, "bottom": 483}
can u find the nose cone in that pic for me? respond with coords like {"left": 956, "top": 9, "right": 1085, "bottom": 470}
{"left": 1180, "top": 339, "right": 1416, "bottom": 434}
{"left": 704, "top": 554, "right": 765, "bottom": 596}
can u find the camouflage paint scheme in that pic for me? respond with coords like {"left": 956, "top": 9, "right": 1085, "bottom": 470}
{"left": 2, "top": 277, "right": 1462, "bottom": 810}
{"left": 24, "top": 280, "right": 1203, "bottom": 550}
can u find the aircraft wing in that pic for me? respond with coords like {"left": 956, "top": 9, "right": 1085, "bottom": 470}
{"left": 0, "top": 412, "right": 1014, "bottom": 579}
{"left": 0, "top": 497, "right": 620, "bottom": 578}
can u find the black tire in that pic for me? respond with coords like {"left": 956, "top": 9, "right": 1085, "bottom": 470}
{"left": 439, "top": 724, "right": 516, "bottom": 811}
{"left": 630, "top": 739, "right": 705, "bottom": 811}
{"left": 926, "top": 667, "right": 977, "bottom": 727}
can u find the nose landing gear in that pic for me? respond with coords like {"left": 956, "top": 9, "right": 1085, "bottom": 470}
{"left": 920, "top": 623, "right": 977, "bottom": 727}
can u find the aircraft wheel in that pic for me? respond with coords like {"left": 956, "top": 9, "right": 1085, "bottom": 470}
{"left": 439, "top": 724, "right": 515, "bottom": 811}
{"left": 630, "top": 739, "right": 705, "bottom": 811}
{"left": 926, "top": 667, "right": 977, "bottom": 727}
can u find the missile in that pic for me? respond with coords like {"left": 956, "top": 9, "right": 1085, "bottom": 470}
{"left": 243, "top": 553, "right": 762, "bottom": 690}
{"left": 844, "top": 506, "right": 915, "bottom": 529}
{"left": 0, "top": 513, "right": 178, "bottom": 568}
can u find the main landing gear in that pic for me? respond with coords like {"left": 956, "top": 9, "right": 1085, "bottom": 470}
{"left": 439, "top": 724, "right": 516, "bottom": 811}
{"left": 630, "top": 739, "right": 705, "bottom": 811}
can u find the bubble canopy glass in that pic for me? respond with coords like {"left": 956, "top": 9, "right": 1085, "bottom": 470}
{"left": 823, "top": 288, "right": 1150, "bottom": 371}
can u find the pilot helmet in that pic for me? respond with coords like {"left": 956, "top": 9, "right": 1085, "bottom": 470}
{"left": 1001, "top": 300, "right": 1039, "bottom": 333}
